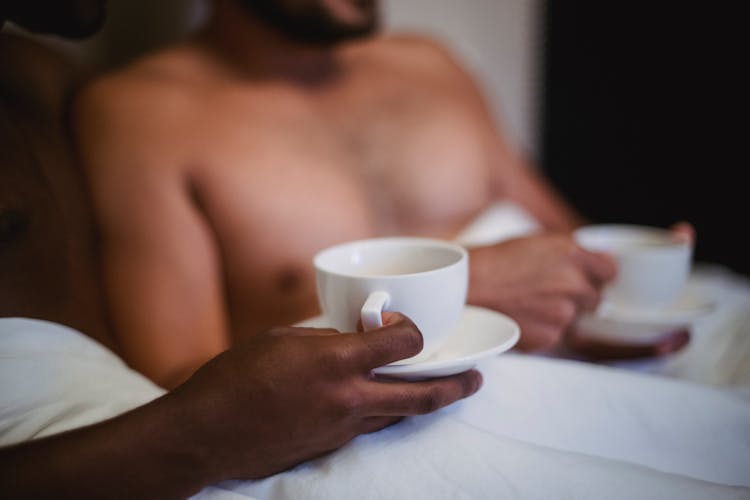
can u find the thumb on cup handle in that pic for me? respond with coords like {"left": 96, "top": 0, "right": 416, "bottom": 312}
{"left": 361, "top": 291, "right": 391, "bottom": 331}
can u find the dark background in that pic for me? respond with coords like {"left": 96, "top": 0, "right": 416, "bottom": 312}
{"left": 540, "top": 2, "right": 747, "bottom": 277}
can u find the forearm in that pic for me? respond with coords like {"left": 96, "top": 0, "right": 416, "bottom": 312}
{"left": 0, "top": 393, "right": 216, "bottom": 499}
{"left": 502, "top": 163, "right": 584, "bottom": 232}
{"left": 489, "top": 138, "right": 585, "bottom": 232}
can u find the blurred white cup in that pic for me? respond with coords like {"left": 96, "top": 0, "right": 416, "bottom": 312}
{"left": 574, "top": 224, "right": 693, "bottom": 311}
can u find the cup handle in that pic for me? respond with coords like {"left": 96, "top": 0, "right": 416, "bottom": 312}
{"left": 360, "top": 291, "right": 391, "bottom": 331}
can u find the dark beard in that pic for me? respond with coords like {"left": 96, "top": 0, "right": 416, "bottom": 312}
{"left": 236, "top": 0, "right": 378, "bottom": 45}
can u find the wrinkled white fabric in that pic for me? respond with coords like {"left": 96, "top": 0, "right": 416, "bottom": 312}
{"left": 640, "top": 265, "right": 750, "bottom": 386}
{"left": 454, "top": 200, "right": 540, "bottom": 248}
{"left": 201, "top": 413, "right": 748, "bottom": 500}
{"left": 2, "top": 317, "right": 748, "bottom": 499}
{"left": 197, "top": 353, "right": 750, "bottom": 499}
{"left": 0, "top": 318, "right": 164, "bottom": 446}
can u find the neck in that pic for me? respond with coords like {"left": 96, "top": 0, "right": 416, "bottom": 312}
{"left": 200, "top": 0, "right": 341, "bottom": 84}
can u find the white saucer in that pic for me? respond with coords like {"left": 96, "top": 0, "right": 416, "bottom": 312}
{"left": 595, "top": 284, "right": 717, "bottom": 326}
{"left": 296, "top": 305, "right": 520, "bottom": 380}
{"left": 577, "top": 284, "right": 717, "bottom": 343}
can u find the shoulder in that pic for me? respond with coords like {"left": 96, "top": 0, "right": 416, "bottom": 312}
{"left": 71, "top": 45, "right": 213, "bottom": 181}
{"left": 73, "top": 42, "right": 214, "bottom": 138}
{"left": 354, "top": 33, "right": 471, "bottom": 81}
{"left": 347, "top": 33, "right": 488, "bottom": 111}
{"left": 71, "top": 74, "right": 170, "bottom": 179}
{"left": 383, "top": 34, "right": 459, "bottom": 58}
{"left": 76, "top": 54, "right": 191, "bottom": 127}
{"left": 345, "top": 32, "right": 485, "bottom": 103}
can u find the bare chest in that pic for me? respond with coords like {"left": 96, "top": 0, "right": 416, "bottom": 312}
{"left": 187, "top": 89, "right": 493, "bottom": 330}
{"left": 195, "top": 90, "right": 493, "bottom": 237}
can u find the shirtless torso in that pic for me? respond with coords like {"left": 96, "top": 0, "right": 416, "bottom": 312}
{"left": 0, "top": 34, "right": 110, "bottom": 349}
{"left": 75, "top": 1, "right": 591, "bottom": 387}
{"left": 187, "top": 39, "right": 496, "bottom": 330}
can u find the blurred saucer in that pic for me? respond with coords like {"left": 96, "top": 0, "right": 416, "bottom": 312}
{"left": 296, "top": 305, "right": 520, "bottom": 380}
{"left": 595, "top": 284, "right": 717, "bottom": 326}
{"left": 578, "top": 284, "right": 717, "bottom": 344}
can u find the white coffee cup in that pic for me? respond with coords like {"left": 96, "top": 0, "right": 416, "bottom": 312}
{"left": 314, "top": 237, "right": 469, "bottom": 363}
{"left": 574, "top": 224, "right": 693, "bottom": 310}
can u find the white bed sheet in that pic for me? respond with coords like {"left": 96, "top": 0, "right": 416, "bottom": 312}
{"left": 604, "top": 264, "right": 750, "bottom": 387}
{"left": 202, "top": 414, "right": 749, "bottom": 500}
{"left": 199, "top": 353, "right": 750, "bottom": 500}
{"left": 2, "top": 318, "right": 749, "bottom": 499}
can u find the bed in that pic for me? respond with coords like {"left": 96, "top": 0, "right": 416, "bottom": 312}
{"left": 1, "top": 315, "right": 748, "bottom": 499}
{"left": 1, "top": 203, "right": 749, "bottom": 499}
